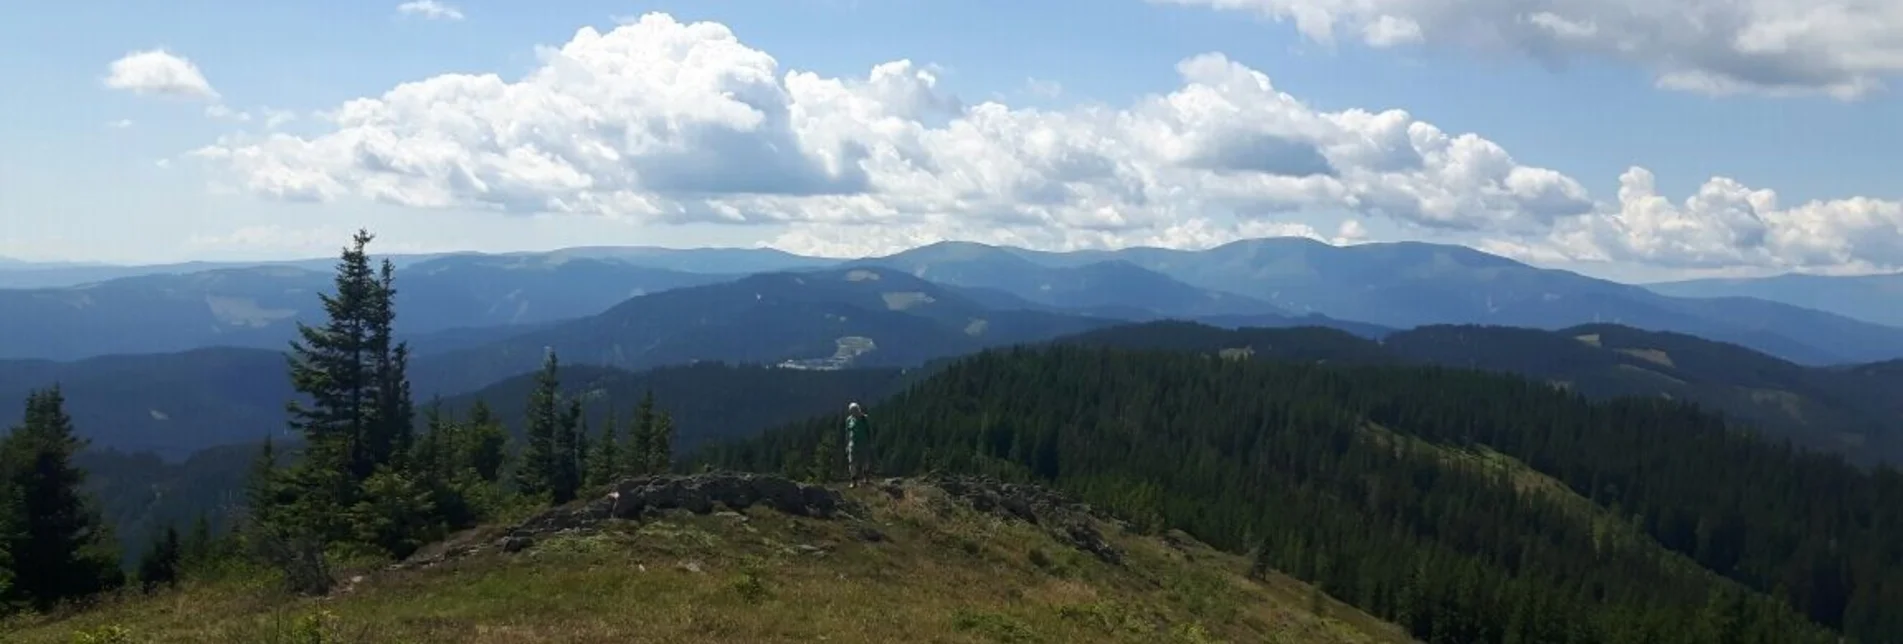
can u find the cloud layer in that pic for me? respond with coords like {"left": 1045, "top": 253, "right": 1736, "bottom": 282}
{"left": 104, "top": 49, "right": 218, "bottom": 99}
{"left": 188, "top": 12, "right": 1903, "bottom": 272}
{"left": 396, "top": 1, "right": 464, "bottom": 21}
{"left": 1153, "top": 0, "right": 1903, "bottom": 100}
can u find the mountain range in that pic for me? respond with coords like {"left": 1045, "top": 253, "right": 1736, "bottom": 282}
{"left": 11, "top": 235, "right": 1903, "bottom": 466}
{"left": 15, "top": 238, "right": 1903, "bottom": 643}
{"left": 10, "top": 237, "right": 1903, "bottom": 367}
{"left": 0, "top": 245, "right": 832, "bottom": 289}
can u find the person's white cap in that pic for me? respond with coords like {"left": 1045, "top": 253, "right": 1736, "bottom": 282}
{"left": 847, "top": 402, "right": 861, "bottom": 412}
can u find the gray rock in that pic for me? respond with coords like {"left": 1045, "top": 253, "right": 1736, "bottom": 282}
{"left": 490, "top": 472, "right": 849, "bottom": 557}
{"left": 929, "top": 475, "right": 1124, "bottom": 565}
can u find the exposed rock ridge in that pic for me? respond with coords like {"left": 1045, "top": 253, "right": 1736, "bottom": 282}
{"left": 398, "top": 471, "right": 1124, "bottom": 569}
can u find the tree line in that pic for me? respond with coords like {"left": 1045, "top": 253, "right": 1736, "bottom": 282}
{"left": 698, "top": 344, "right": 1903, "bottom": 644}
{"left": 0, "top": 230, "right": 680, "bottom": 614}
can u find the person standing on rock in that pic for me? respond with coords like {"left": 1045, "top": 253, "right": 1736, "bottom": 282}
{"left": 845, "top": 402, "right": 873, "bottom": 488}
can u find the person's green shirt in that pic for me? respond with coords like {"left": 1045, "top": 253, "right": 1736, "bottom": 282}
{"left": 847, "top": 414, "right": 871, "bottom": 445}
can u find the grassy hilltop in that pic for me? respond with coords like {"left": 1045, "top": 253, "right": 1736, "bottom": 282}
{"left": 8, "top": 475, "right": 1410, "bottom": 644}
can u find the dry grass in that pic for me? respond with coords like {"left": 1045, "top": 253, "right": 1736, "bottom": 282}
{"left": 9, "top": 481, "right": 1414, "bottom": 644}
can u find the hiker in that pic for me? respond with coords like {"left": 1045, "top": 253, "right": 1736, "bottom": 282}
{"left": 845, "top": 402, "right": 872, "bottom": 487}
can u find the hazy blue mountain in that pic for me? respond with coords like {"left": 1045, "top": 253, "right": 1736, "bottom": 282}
{"left": 0, "top": 246, "right": 837, "bottom": 289}
{"left": 857, "top": 241, "right": 1287, "bottom": 319}
{"left": 0, "top": 254, "right": 446, "bottom": 289}
{"left": 0, "top": 347, "right": 295, "bottom": 460}
{"left": 993, "top": 237, "right": 1903, "bottom": 365}
{"left": 22, "top": 236, "right": 1903, "bottom": 365}
{"left": 0, "top": 265, "right": 1111, "bottom": 457}
{"left": 529, "top": 245, "right": 841, "bottom": 274}
{"left": 1646, "top": 272, "right": 1903, "bottom": 328}
{"left": 406, "top": 265, "right": 1122, "bottom": 396}
{"left": 0, "top": 255, "right": 735, "bottom": 360}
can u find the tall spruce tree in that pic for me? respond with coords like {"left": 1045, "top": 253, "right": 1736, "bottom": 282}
{"left": 366, "top": 257, "right": 414, "bottom": 472}
{"left": 551, "top": 399, "right": 584, "bottom": 504}
{"left": 184, "top": 514, "right": 215, "bottom": 570}
{"left": 0, "top": 387, "right": 123, "bottom": 610}
{"left": 137, "top": 526, "right": 182, "bottom": 593}
{"left": 516, "top": 350, "right": 562, "bottom": 500}
{"left": 464, "top": 401, "right": 508, "bottom": 484}
{"left": 0, "top": 466, "right": 19, "bottom": 611}
{"left": 648, "top": 410, "right": 675, "bottom": 475}
{"left": 626, "top": 391, "right": 656, "bottom": 476}
{"left": 586, "top": 409, "right": 620, "bottom": 487}
{"left": 279, "top": 229, "right": 411, "bottom": 541}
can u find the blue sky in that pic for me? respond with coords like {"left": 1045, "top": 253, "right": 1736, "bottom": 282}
{"left": 1, "top": 0, "right": 1898, "bottom": 282}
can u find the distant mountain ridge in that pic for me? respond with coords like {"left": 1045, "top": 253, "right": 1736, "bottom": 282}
{"left": 998, "top": 238, "right": 1903, "bottom": 366}
{"left": 0, "top": 256, "right": 739, "bottom": 360}
{"left": 1058, "top": 320, "right": 1903, "bottom": 467}
{"left": 405, "top": 265, "right": 1123, "bottom": 396}
{"left": 1648, "top": 271, "right": 1903, "bottom": 328}
{"left": 0, "top": 245, "right": 832, "bottom": 289}
{"left": 856, "top": 242, "right": 1288, "bottom": 319}
{"left": 12, "top": 235, "right": 1903, "bottom": 367}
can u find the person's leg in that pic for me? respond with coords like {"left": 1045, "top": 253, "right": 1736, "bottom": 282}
{"left": 845, "top": 432, "right": 857, "bottom": 487}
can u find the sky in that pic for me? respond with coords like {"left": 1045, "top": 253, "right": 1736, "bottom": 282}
{"left": 1, "top": 0, "right": 1899, "bottom": 283}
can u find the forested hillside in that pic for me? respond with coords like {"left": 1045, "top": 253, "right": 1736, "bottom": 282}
{"left": 1057, "top": 320, "right": 1903, "bottom": 466}
{"left": 700, "top": 345, "right": 1903, "bottom": 643}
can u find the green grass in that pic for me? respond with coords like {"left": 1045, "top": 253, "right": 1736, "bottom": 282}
{"left": 6, "top": 480, "right": 1414, "bottom": 644}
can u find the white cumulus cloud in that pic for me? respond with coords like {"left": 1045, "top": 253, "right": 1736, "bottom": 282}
{"left": 396, "top": 1, "right": 464, "bottom": 21}
{"left": 1528, "top": 169, "right": 1903, "bottom": 272}
{"left": 103, "top": 49, "right": 219, "bottom": 99}
{"left": 1153, "top": 0, "right": 1903, "bottom": 100}
{"left": 189, "top": 12, "right": 1902, "bottom": 272}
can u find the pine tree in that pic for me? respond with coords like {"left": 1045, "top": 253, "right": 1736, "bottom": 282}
{"left": 625, "top": 391, "right": 656, "bottom": 476}
{"left": 587, "top": 409, "right": 620, "bottom": 487}
{"left": 649, "top": 410, "right": 675, "bottom": 475}
{"left": 183, "top": 514, "right": 215, "bottom": 569}
{"left": 280, "top": 229, "right": 410, "bottom": 542}
{"left": 0, "top": 480, "right": 18, "bottom": 612}
{"left": 349, "top": 465, "right": 438, "bottom": 559}
{"left": 137, "top": 526, "right": 182, "bottom": 593}
{"left": 464, "top": 401, "right": 507, "bottom": 483}
{"left": 811, "top": 428, "right": 839, "bottom": 483}
{"left": 551, "top": 398, "right": 584, "bottom": 504}
{"left": 415, "top": 402, "right": 448, "bottom": 483}
{"left": 0, "top": 387, "right": 124, "bottom": 610}
{"left": 516, "top": 350, "right": 562, "bottom": 500}
{"left": 368, "top": 258, "right": 415, "bottom": 470}
{"left": 243, "top": 438, "right": 281, "bottom": 531}
{"left": 1249, "top": 535, "right": 1275, "bottom": 581}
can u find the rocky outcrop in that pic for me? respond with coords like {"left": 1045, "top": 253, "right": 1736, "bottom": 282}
{"left": 507, "top": 472, "right": 848, "bottom": 545}
{"left": 927, "top": 475, "right": 1123, "bottom": 565}
{"left": 398, "top": 471, "right": 1123, "bottom": 570}
{"left": 398, "top": 472, "right": 847, "bottom": 569}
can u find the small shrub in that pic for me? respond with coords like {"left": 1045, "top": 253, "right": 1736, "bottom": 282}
{"left": 70, "top": 624, "right": 138, "bottom": 644}
{"left": 731, "top": 564, "right": 772, "bottom": 604}
{"left": 950, "top": 608, "right": 1040, "bottom": 643}
{"left": 1169, "top": 621, "right": 1220, "bottom": 644}
{"left": 1054, "top": 601, "right": 1149, "bottom": 634}
{"left": 1027, "top": 547, "right": 1054, "bottom": 570}
{"left": 282, "top": 609, "right": 347, "bottom": 644}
